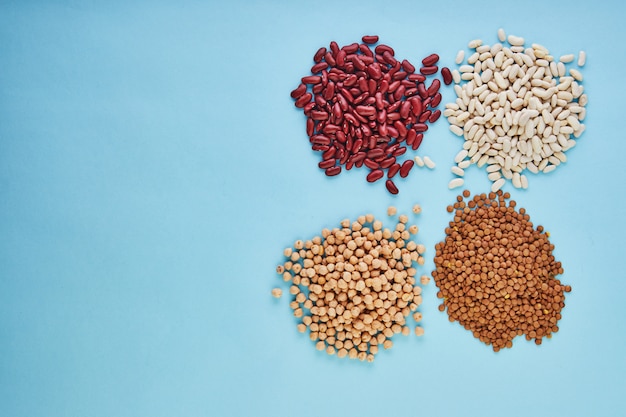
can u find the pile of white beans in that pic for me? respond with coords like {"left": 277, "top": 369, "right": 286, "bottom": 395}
{"left": 445, "top": 29, "right": 587, "bottom": 192}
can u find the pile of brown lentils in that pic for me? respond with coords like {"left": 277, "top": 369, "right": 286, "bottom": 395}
{"left": 276, "top": 211, "right": 427, "bottom": 361}
{"left": 432, "top": 190, "right": 571, "bottom": 351}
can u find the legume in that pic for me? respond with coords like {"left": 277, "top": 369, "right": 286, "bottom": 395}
{"left": 277, "top": 214, "right": 428, "bottom": 360}
{"left": 432, "top": 190, "right": 571, "bottom": 351}
{"left": 446, "top": 30, "right": 587, "bottom": 190}
{"left": 291, "top": 36, "right": 448, "bottom": 194}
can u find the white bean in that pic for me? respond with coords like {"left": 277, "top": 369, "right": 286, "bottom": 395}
{"left": 543, "top": 164, "right": 556, "bottom": 174}
{"left": 458, "top": 160, "right": 471, "bottom": 169}
{"left": 414, "top": 156, "right": 424, "bottom": 167}
{"left": 512, "top": 172, "right": 522, "bottom": 188}
{"left": 454, "top": 149, "right": 469, "bottom": 164}
{"left": 507, "top": 35, "right": 525, "bottom": 46}
{"left": 455, "top": 50, "right": 465, "bottom": 65}
{"left": 450, "top": 125, "right": 464, "bottom": 136}
{"left": 578, "top": 50, "right": 586, "bottom": 67}
{"left": 448, "top": 178, "right": 465, "bottom": 189}
{"left": 559, "top": 54, "right": 574, "bottom": 63}
{"left": 520, "top": 174, "right": 529, "bottom": 189}
{"left": 569, "top": 68, "right": 583, "bottom": 81}
{"left": 497, "top": 28, "right": 506, "bottom": 42}
{"left": 451, "top": 166, "right": 465, "bottom": 176}
{"left": 468, "top": 39, "right": 483, "bottom": 49}
{"left": 491, "top": 178, "right": 505, "bottom": 192}
{"left": 423, "top": 156, "right": 436, "bottom": 169}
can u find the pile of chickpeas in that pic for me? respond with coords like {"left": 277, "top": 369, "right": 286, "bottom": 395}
{"left": 274, "top": 208, "right": 427, "bottom": 361}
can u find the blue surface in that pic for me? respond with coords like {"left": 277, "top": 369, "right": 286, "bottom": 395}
{"left": 1, "top": 1, "right": 625, "bottom": 416}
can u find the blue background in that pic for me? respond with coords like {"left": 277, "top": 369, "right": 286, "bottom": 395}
{"left": 1, "top": 1, "right": 625, "bottom": 416}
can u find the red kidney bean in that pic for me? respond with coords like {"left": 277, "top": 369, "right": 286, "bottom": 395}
{"left": 352, "top": 56, "right": 366, "bottom": 71}
{"left": 364, "top": 158, "right": 379, "bottom": 170}
{"left": 367, "top": 136, "right": 376, "bottom": 150}
{"left": 417, "top": 83, "right": 428, "bottom": 100}
{"left": 384, "top": 142, "right": 399, "bottom": 154}
{"left": 303, "top": 102, "right": 315, "bottom": 115}
{"left": 441, "top": 67, "right": 453, "bottom": 85}
{"left": 385, "top": 179, "right": 399, "bottom": 194}
{"left": 380, "top": 156, "right": 396, "bottom": 169}
{"left": 427, "top": 79, "right": 441, "bottom": 96}
{"left": 339, "top": 150, "right": 350, "bottom": 165}
{"left": 382, "top": 51, "right": 397, "bottom": 66}
{"left": 323, "top": 83, "right": 336, "bottom": 101}
{"left": 311, "top": 110, "right": 329, "bottom": 121}
{"left": 400, "top": 160, "right": 414, "bottom": 178}
{"left": 306, "top": 118, "right": 315, "bottom": 137}
{"left": 339, "top": 88, "right": 354, "bottom": 104}
{"left": 311, "top": 144, "right": 329, "bottom": 152}
{"left": 387, "top": 112, "right": 401, "bottom": 122}
{"left": 361, "top": 35, "right": 379, "bottom": 44}
{"left": 295, "top": 93, "right": 312, "bottom": 108}
{"left": 367, "top": 147, "right": 385, "bottom": 159}
{"left": 325, "top": 166, "right": 341, "bottom": 176}
{"left": 401, "top": 59, "right": 415, "bottom": 74}
{"left": 353, "top": 92, "right": 369, "bottom": 105}
{"left": 359, "top": 44, "right": 373, "bottom": 57}
{"left": 410, "top": 97, "right": 423, "bottom": 117}
{"left": 314, "top": 47, "right": 327, "bottom": 63}
{"left": 325, "top": 51, "right": 336, "bottom": 67}
{"left": 387, "top": 100, "right": 402, "bottom": 113}
{"left": 351, "top": 151, "right": 367, "bottom": 163}
{"left": 408, "top": 73, "right": 426, "bottom": 82}
{"left": 343, "top": 43, "right": 359, "bottom": 54}
{"left": 431, "top": 92, "right": 442, "bottom": 108}
{"left": 412, "top": 133, "right": 423, "bottom": 150}
{"left": 422, "top": 53, "right": 439, "bottom": 66}
{"left": 406, "top": 129, "right": 416, "bottom": 145}
{"left": 419, "top": 110, "right": 432, "bottom": 123}
{"left": 291, "top": 83, "right": 307, "bottom": 99}
{"left": 392, "top": 146, "right": 407, "bottom": 157}
{"left": 375, "top": 44, "right": 395, "bottom": 56}
{"left": 366, "top": 64, "right": 382, "bottom": 80}
{"left": 379, "top": 122, "right": 388, "bottom": 137}
{"left": 302, "top": 75, "right": 321, "bottom": 85}
{"left": 310, "top": 134, "right": 331, "bottom": 145}
{"left": 404, "top": 88, "right": 418, "bottom": 98}
{"left": 344, "top": 74, "right": 358, "bottom": 86}
{"left": 319, "top": 157, "right": 337, "bottom": 169}
{"left": 400, "top": 101, "right": 412, "bottom": 119}
{"left": 420, "top": 65, "right": 438, "bottom": 75}
{"left": 366, "top": 169, "right": 384, "bottom": 182}
{"left": 394, "top": 120, "right": 407, "bottom": 137}
{"left": 393, "top": 86, "right": 405, "bottom": 101}
{"left": 392, "top": 70, "right": 407, "bottom": 82}
{"left": 329, "top": 41, "right": 339, "bottom": 54}
{"left": 388, "top": 80, "right": 400, "bottom": 94}
{"left": 312, "top": 83, "right": 324, "bottom": 94}
{"left": 322, "top": 147, "right": 336, "bottom": 160}
{"left": 387, "top": 163, "right": 401, "bottom": 178}
{"left": 322, "top": 123, "right": 339, "bottom": 134}
{"left": 311, "top": 62, "right": 329, "bottom": 74}
{"left": 429, "top": 109, "right": 441, "bottom": 123}
{"left": 413, "top": 123, "right": 428, "bottom": 132}
{"left": 386, "top": 125, "right": 399, "bottom": 138}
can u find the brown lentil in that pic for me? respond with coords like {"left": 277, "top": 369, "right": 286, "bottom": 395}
{"left": 432, "top": 190, "right": 571, "bottom": 351}
{"left": 276, "top": 214, "right": 428, "bottom": 361}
